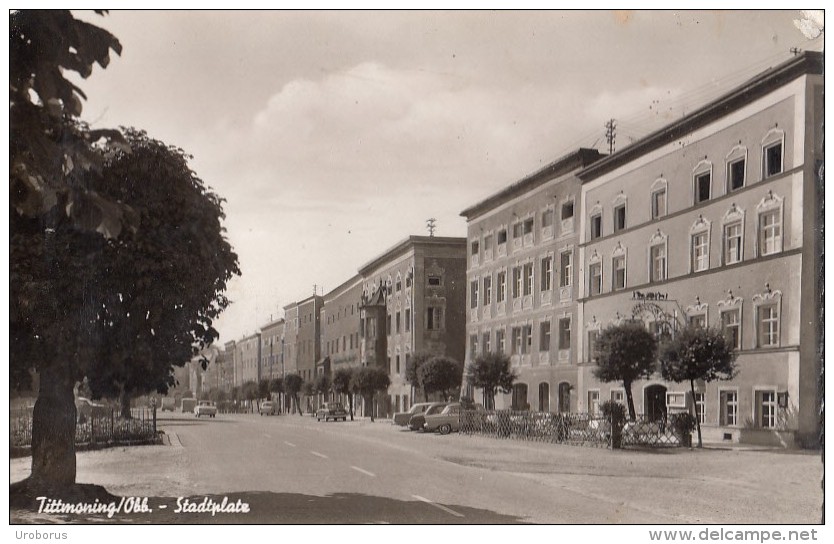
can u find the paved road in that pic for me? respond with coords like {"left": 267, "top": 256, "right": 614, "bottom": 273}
{"left": 159, "top": 412, "right": 631, "bottom": 523}
{"left": 10, "top": 411, "right": 821, "bottom": 524}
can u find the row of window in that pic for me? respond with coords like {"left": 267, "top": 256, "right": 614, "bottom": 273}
{"left": 468, "top": 316, "right": 572, "bottom": 357}
{"left": 587, "top": 196, "right": 784, "bottom": 296}
{"left": 589, "top": 134, "right": 784, "bottom": 241}
{"left": 470, "top": 200, "right": 576, "bottom": 259}
{"left": 587, "top": 388, "right": 781, "bottom": 429}
{"left": 470, "top": 251, "right": 574, "bottom": 308}
{"left": 325, "top": 332, "right": 361, "bottom": 356}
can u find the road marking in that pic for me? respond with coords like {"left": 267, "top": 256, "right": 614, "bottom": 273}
{"left": 350, "top": 466, "right": 376, "bottom": 477}
{"left": 310, "top": 451, "right": 329, "bottom": 459}
{"left": 263, "top": 433, "right": 272, "bottom": 438}
{"left": 411, "top": 495, "right": 464, "bottom": 518}
{"left": 284, "top": 441, "right": 296, "bottom": 447}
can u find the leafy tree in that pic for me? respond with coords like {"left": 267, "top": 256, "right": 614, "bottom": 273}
{"left": 351, "top": 367, "right": 391, "bottom": 422}
{"left": 10, "top": 10, "right": 134, "bottom": 238}
{"left": 313, "top": 374, "right": 331, "bottom": 399}
{"left": 466, "top": 352, "right": 517, "bottom": 410}
{"left": 405, "top": 350, "right": 433, "bottom": 401}
{"left": 283, "top": 373, "right": 303, "bottom": 415}
{"left": 72, "top": 130, "right": 238, "bottom": 418}
{"left": 331, "top": 367, "right": 356, "bottom": 421}
{"left": 258, "top": 379, "right": 270, "bottom": 400}
{"left": 418, "top": 356, "right": 463, "bottom": 401}
{"left": 269, "top": 377, "right": 284, "bottom": 412}
{"left": 241, "top": 381, "right": 258, "bottom": 412}
{"left": 10, "top": 12, "right": 239, "bottom": 502}
{"left": 659, "top": 325, "right": 737, "bottom": 447}
{"left": 593, "top": 321, "right": 658, "bottom": 421}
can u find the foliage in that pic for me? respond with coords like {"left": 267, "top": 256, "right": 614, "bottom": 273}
{"left": 592, "top": 321, "right": 658, "bottom": 420}
{"left": 269, "top": 378, "right": 284, "bottom": 394}
{"left": 600, "top": 400, "right": 626, "bottom": 422}
{"left": 417, "top": 356, "right": 462, "bottom": 401}
{"left": 405, "top": 350, "right": 433, "bottom": 400}
{"left": 466, "top": 352, "right": 517, "bottom": 410}
{"left": 669, "top": 413, "right": 697, "bottom": 436}
{"left": 659, "top": 326, "right": 737, "bottom": 384}
{"left": 283, "top": 373, "right": 303, "bottom": 415}
{"left": 350, "top": 366, "right": 391, "bottom": 422}
{"left": 659, "top": 325, "right": 737, "bottom": 447}
{"left": 331, "top": 367, "right": 356, "bottom": 421}
{"left": 258, "top": 379, "right": 270, "bottom": 400}
{"left": 302, "top": 381, "right": 315, "bottom": 397}
{"left": 181, "top": 391, "right": 194, "bottom": 399}
{"left": 10, "top": 10, "right": 136, "bottom": 237}
{"left": 241, "top": 381, "right": 258, "bottom": 402}
{"left": 313, "top": 374, "right": 331, "bottom": 396}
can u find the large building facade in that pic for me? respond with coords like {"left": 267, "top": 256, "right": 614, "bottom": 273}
{"left": 461, "top": 149, "right": 603, "bottom": 411}
{"left": 576, "top": 52, "right": 823, "bottom": 446}
{"left": 358, "top": 236, "right": 467, "bottom": 417}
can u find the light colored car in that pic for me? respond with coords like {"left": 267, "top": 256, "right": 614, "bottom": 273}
{"left": 259, "top": 401, "right": 276, "bottom": 416}
{"left": 407, "top": 402, "right": 448, "bottom": 431}
{"left": 316, "top": 402, "right": 347, "bottom": 422}
{"left": 393, "top": 402, "right": 433, "bottom": 427}
{"left": 194, "top": 400, "right": 217, "bottom": 418}
{"left": 424, "top": 403, "right": 487, "bottom": 434}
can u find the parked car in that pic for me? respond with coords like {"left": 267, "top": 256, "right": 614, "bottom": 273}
{"left": 316, "top": 402, "right": 347, "bottom": 422}
{"left": 75, "top": 397, "right": 108, "bottom": 422}
{"left": 194, "top": 400, "right": 217, "bottom": 418}
{"left": 393, "top": 402, "right": 434, "bottom": 427}
{"left": 407, "top": 402, "right": 448, "bottom": 431}
{"left": 424, "top": 402, "right": 487, "bottom": 434}
{"left": 259, "top": 401, "right": 276, "bottom": 416}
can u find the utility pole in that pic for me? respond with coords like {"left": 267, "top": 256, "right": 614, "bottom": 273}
{"left": 605, "top": 118, "right": 617, "bottom": 154}
{"left": 426, "top": 218, "right": 437, "bottom": 237}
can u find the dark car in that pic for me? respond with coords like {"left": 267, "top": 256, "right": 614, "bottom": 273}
{"left": 316, "top": 402, "right": 347, "bottom": 422}
{"left": 407, "top": 402, "right": 448, "bottom": 431}
{"left": 393, "top": 402, "right": 433, "bottom": 427}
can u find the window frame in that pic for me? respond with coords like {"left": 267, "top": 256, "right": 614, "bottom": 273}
{"left": 648, "top": 231, "right": 668, "bottom": 283}
{"left": 761, "top": 128, "right": 785, "bottom": 180}
{"left": 726, "top": 144, "right": 748, "bottom": 193}
{"left": 650, "top": 178, "right": 668, "bottom": 220}
{"left": 693, "top": 160, "right": 713, "bottom": 205}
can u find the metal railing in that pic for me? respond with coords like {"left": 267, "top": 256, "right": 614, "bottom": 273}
{"left": 10, "top": 406, "right": 158, "bottom": 450}
{"left": 460, "top": 409, "right": 684, "bottom": 449}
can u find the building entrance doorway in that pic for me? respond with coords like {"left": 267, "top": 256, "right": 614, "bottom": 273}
{"left": 511, "top": 383, "right": 528, "bottom": 410}
{"left": 558, "top": 382, "right": 571, "bottom": 413}
{"left": 644, "top": 384, "right": 667, "bottom": 422}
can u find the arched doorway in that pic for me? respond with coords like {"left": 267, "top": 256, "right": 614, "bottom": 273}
{"left": 558, "top": 382, "right": 571, "bottom": 414}
{"left": 511, "top": 383, "right": 528, "bottom": 410}
{"left": 538, "top": 382, "right": 550, "bottom": 412}
{"left": 644, "top": 384, "right": 667, "bottom": 422}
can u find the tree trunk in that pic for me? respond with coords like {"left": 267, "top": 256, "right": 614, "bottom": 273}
{"left": 30, "top": 366, "right": 77, "bottom": 487}
{"left": 690, "top": 378, "right": 702, "bottom": 447}
{"left": 624, "top": 380, "right": 637, "bottom": 421}
{"left": 119, "top": 388, "right": 131, "bottom": 419}
{"left": 348, "top": 393, "right": 354, "bottom": 421}
{"left": 367, "top": 394, "right": 375, "bottom": 422}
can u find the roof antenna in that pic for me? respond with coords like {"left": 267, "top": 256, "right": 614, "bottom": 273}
{"left": 605, "top": 118, "right": 617, "bottom": 154}
{"left": 426, "top": 218, "right": 437, "bottom": 237}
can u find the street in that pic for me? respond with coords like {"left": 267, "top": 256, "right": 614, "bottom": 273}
{"left": 11, "top": 411, "right": 822, "bottom": 524}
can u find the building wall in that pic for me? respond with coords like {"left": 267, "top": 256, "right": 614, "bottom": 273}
{"left": 296, "top": 296, "right": 323, "bottom": 382}
{"left": 233, "top": 333, "right": 261, "bottom": 387}
{"left": 282, "top": 305, "right": 299, "bottom": 376}
{"left": 577, "top": 68, "right": 821, "bottom": 445}
{"left": 259, "top": 319, "right": 285, "bottom": 382}
{"left": 462, "top": 159, "right": 592, "bottom": 412}
{"left": 323, "top": 276, "right": 363, "bottom": 371}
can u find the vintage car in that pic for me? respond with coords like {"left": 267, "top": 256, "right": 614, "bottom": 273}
{"left": 316, "top": 402, "right": 348, "bottom": 422}
{"left": 393, "top": 402, "right": 434, "bottom": 427}
{"left": 194, "top": 400, "right": 218, "bottom": 418}
{"left": 259, "top": 401, "right": 276, "bottom": 416}
{"left": 407, "top": 402, "right": 448, "bottom": 431}
{"left": 424, "top": 402, "right": 487, "bottom": 434}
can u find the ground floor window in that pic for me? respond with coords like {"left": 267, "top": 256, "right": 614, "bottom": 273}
{"left": 694, "top": 392, "right": 706, "bottom": 424}
{"left": 538, "top": 382, "right": 550, "bottom": 412}
{"left": 756, "top": 390, "right": 777, "bottom": 429}
{"left": 719, "top": 390, "right": 738, "bottom": 426}
{"left": 558, "top": 382, "right": 571, "bottom": 414}
{"left": 512, "top": 383, "right": 529, "bottom": 410}
{"left": 587, "top": 390, "right": 600, "bottom": 416}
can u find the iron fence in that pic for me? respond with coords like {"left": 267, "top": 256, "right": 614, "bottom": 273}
{"left": 460, "top": 409, "right": 684, "bottom": 449}
{"left": 10, "top": 406, "right": 158, "bottom": 450}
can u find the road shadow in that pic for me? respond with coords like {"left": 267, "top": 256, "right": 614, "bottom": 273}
{"left": 10, "top": 491, "right": 526, "bottom": 524}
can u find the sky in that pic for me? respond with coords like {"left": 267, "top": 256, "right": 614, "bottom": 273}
{"left": 67, "top": 9, "right": 823, "bottom": 345}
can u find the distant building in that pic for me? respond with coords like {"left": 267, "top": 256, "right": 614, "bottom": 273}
{"left": 460, "top": 148, "right": 604, "bottom": 411}
{"left": 357, "top": 236, "right": 467, "bottom": 418}
{"left": 576, "top": 51, "right": 823, "bottom": 447}
{"left": 282, "top": 303, "right": 299, "bottom": 376}
{"left": 233, "top": 332, "right": 261, "bottom": 387}
{"left": 260, "top": 318, "right": 285, "bottom": 382}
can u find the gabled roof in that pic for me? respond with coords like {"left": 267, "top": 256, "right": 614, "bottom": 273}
{"left": 578, "top": 51, "right": 823, "bottom": 182}
{"left": 460, "top": 148, "right": 603, "bottom": 220}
